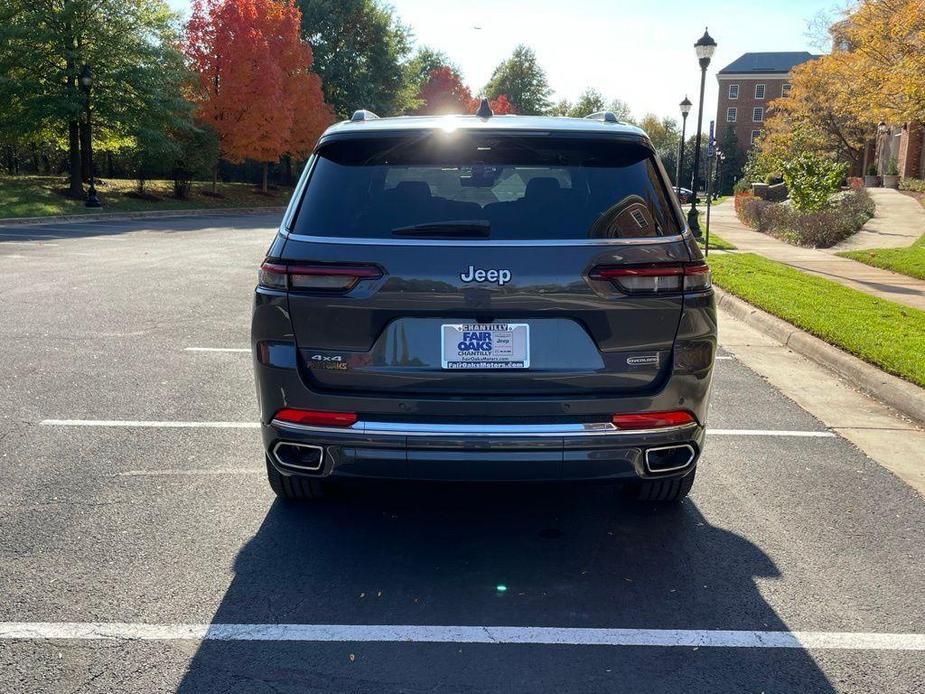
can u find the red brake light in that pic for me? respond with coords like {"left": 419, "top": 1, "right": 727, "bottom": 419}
{"left": 258, "top": 262, "right": 382, "bottom": 291}
{"left": 589, "top": 264, "right": 710, "bottom": 294}
{"left": 611, "top": 410, "right": 697, "bottom": 430}
{"left": 273, "top": 409, "right": 358, "bottom": 427}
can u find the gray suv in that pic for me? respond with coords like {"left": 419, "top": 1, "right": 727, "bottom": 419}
{"left": 252, "top": 103, "right": 716, "bottom": 503}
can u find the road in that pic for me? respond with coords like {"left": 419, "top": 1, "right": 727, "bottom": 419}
{"left": 0, "top": 214, "right": 922, "bottom": 693}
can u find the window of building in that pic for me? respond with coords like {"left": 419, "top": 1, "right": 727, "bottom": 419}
{"left": 754, "top": 83, "right": 766, "bottom": 99}
{"left": 726, "top": 107, "right": 737, "bottom": 123}
{"left": 728, "top": 84, "right": 739, "bottom": 100}
{"left": 781, "top": 83, "right": 791, "bottom": 98}
{"left": 751, "top": 130, "right": 761, "bottom": 145}
{"left": 752, "top": 107, "right": 764, "bottom": 123}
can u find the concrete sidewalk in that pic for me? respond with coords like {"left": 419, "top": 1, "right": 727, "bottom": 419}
{"left": 707, "top": 196, "right": 925, "bottom": 311}
{"left": 832, "top": 188, "right": 925, "bottom": 251}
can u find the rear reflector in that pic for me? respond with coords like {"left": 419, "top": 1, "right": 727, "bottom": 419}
{"left": 589, "top": 263, "right": 711, "bottom": 294}
{"left": 611, "top": 410, "right": 697, "bottom": 430}
{"left": 274, "top": 408, "right": 358, "bottom": 427}
{"left": 258, "top": 262, "right": 382, "bottom": 292}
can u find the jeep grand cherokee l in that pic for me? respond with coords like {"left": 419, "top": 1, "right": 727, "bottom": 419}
{"left": 252, "top": 104, "right": 716, "bottom": 503}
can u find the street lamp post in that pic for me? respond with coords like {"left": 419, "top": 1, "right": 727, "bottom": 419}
{"left": 677, "top": 97, "right": 692, "bottom": 193}
{"left": 687, "top": 28, "right": 716, "bottom": 237}
{"left": 714, "top": 150, "right": 725, "bottom": 199}
{"left": 79, "top": 64, "right": 101, "bottom": 208}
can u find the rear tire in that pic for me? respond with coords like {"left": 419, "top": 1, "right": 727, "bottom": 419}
{"left": 627, "top": 468, "right": 696, "bottom": 502}
{"left": 266, "top": 454, "right": 327, "bottom": 500}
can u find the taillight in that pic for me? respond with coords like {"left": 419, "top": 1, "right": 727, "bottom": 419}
{"left": 589, "top": 263, "right": 711, "bottom": 294}
{"left": 273, "top": 408, "right": 358, "bottom": 427}
{"left": 258, "top": 261, "right": 382, "bottom": 292}
{"left": 611, "top": 410, "right": 697, "bottom": 430}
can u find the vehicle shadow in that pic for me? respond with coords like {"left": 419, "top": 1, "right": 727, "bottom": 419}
{"left": 177, "top": 483, "right": 835, "bottom": 693}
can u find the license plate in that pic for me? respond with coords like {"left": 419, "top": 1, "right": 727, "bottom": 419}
{"left": 441, "top": 323, "right": 530, "bottom": 369}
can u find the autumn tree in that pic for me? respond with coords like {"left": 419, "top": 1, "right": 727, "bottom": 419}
{"left": 755, "top": 55, "right": 868, "bottom": 177}
{"left": 185, "top": 0, "right": 332, "bottom": 192}
{"left": 413, "top": 65, "right": 516, "bottom": 116}
{"left": 829, "top": 0, "right": 925, "bottom": 124}
{"left": 414, "top": 67, "right": 473, "bottom": 115}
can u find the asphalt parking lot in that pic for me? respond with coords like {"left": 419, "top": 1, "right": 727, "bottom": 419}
{"left": 0, "top": 214, "right": 923, "bottom": 693}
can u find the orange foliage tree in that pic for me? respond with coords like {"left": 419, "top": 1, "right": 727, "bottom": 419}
{"left": 184, "top": 0, "right": 333, "bottom": 191}
{"left": 415, "top": 67, "right": 516, "bottom": 116}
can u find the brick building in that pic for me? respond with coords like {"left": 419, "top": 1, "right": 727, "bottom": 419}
{"left": 714, "top": 52, "right": 818, "bottom": 156}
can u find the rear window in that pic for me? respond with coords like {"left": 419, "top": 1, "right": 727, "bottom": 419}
{"left": 291, "top": 133, "right": 681, "bottom": 240}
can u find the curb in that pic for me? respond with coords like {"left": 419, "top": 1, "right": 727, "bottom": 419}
{"left": 0, "top": 206, "right": 286, "bottom": 226}
{"left": 715, "top": 286, "right": 925, "bottom": 426}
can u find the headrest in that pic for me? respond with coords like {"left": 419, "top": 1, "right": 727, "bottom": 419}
{"left": 392, "top": 181, "right": 432, "bottom": 200}
{"left": 524, "top": 177, "right": 561, "bottom": 199}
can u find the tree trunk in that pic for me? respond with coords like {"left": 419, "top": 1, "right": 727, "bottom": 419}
{"left": 212, "top": 163, "right": 218, "bottom": 194}
{"left": 262, "top": 161, "right": 268, "bottom": 193}
{"left": 283, "top": 155, "right": 292, "bottom": 186}
{"left": 79, "top": 120, "right": 91, "bottom": 182}
{"left": 67, "top": 119, "right": 83, "bottom": 198}
{"left": 107, "top": 151, "right": 113, "bottom": 178}
{"left": 30, "top": 142, "right": 39, "bottom": 173}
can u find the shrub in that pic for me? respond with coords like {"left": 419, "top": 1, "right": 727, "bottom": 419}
{"left": 735, "top": 192, "right": 770, "bottom": 228}
{"left": 900, "top": 177, "right": 925, "bottom": 193}
{"left": 781, "top": 152, "right": 848, "bottom": 212}
{"left": 735, "top": 188, "right": 874, "bottom": 248}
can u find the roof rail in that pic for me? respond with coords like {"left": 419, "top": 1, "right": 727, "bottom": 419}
{"left": 584, "top": 111, "right": 619, "bottom": 124}
{"left": 350, "top": 109, "right": 380, "bottom": 122}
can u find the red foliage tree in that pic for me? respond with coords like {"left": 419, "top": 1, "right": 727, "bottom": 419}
{"left": 184, "top": 0, "right": 333, "bottom": 191}
{"left": 415, "top": 66, "right": 517, "bottom": 116}
{"left": 485, "top": 94, "right": 515, "bottom": 114}
{"left": 415, "top": 66, "right": 473, "bottom": 115}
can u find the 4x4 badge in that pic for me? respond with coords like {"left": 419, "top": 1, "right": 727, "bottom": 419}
{"left": 460, "top": 265, "right": 512, "bottom": 286}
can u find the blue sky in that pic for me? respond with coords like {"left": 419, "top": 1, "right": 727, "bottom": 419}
{"left": 167, "top": 0, "right": 835, "bottom": 124}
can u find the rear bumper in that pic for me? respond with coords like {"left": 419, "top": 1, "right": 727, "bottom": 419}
{"left": 264, "top": 419, "right": 705, "bottom": 482}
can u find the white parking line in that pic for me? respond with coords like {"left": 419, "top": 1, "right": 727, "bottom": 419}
{"left": 0, "top": 240, "right": 60, "bottom": 247}
{"left": 709, "top": 429, "right": 835, "bottom": 437}
{"left": 40, "top": 420, "right": 260, "bottom": 429}
{"left": 1, "top": 622, "right": 922, "bottom": 650}
{"left": 119, "top": 468, "right": 263, "bottom": 476}
{"left": 39, "top": 420, "right": 836, "bottom": 437}
{"left": 184, "top": 347, "right": 251, "bottom": 353}
{"left": 714, "top": 356, "right": 734, "bottom": 360}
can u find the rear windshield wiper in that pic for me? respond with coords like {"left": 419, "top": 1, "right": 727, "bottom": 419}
{"left": 392, "top": 221, "right": 491, "bottom": 238}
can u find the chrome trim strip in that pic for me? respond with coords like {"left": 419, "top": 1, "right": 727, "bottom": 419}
{"left": 271, "top": 419, "right": 698, "bottom": 438}
{"left": 277, "top": 231, "right": 687, "bottom": 247}
{"left": 272, "top": 441, "right": 325, "bottom": 472}
{"left": 644, "top": 444, "right": 696, "bottom": 473}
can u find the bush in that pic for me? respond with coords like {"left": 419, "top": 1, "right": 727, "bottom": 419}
{"left": 900, "top": 177, "right": 925, "bottom": 193}
{"left": 781, "top": 152, "right": 848, "bottom": 211}
{"left": 735, "top": 188, "right": 874, "bottom": 248}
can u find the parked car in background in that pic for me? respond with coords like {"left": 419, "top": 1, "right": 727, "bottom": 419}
{"left": 674, "top": 187, "right": 693, "bottom": 203}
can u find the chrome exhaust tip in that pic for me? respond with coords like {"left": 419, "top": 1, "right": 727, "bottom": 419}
{"left": 644, "top": 444, "right": 696, "bottom": 474}
{"left": 272, "top": 442, "right": 325, "bottom": 473}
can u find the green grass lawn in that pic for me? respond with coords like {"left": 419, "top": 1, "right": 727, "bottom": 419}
{"left": 0, "top": 175, "right": 291, "bottom": 219}
{"left": 709, "top": 252, "right": 925, "bottom": 387}
{"left": 837, "top": 233, "right": 925, "bottom": 280}
{"left": 698, "top": 230, "right": 736, "bottom": 251}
